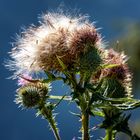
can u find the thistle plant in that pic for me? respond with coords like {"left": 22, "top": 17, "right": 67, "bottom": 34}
{"left": 6, "top": 11, "right": 140, "bottom": 140}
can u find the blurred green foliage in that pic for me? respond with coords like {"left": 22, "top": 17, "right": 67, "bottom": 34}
{"left": 111, "top": 22, "right": 140, "bottom": 140}
{"left": 111, "top": 22, "right": 140, "bottom": 90}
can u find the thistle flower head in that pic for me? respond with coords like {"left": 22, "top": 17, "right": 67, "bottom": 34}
{"left": 6, "top": 12, "right": 104, "bottom": 77}
{"left": 91, "top": 49, "right": 132, "bottom": 98}
{"left": 69, "top": 24, "right": 100, "bottom": 50}
{"left": 103, "top": 49, "right": 130, "bottom": 80}
{"left": 15, "top": 82, "right": 50, "bottom": 108}
{"left": 68, "top": 24, "right": 103, "bottom": 72}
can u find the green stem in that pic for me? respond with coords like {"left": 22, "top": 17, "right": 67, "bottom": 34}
{"left": 39, "top": 105, "right": 61, "bottom": 140}
{"left": 48, "top": 115, "right": 61, "bottom": 140}
{"left": 81, "top": 112, "right": 90, "bottom": 140}
{"left": 70, "top": 73, "right": 90, "bottom": 140}
{"left": 104, "top": 129, "right": 115, "bottom": 140}
{"left": 80, "top": 96, "right": 90, "bottom": 140}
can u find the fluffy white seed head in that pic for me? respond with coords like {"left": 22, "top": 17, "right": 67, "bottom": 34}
{"left": 6, "top": 12, "right": 103, "bottom": 78}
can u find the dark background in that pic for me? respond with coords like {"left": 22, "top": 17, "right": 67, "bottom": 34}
{"left": 1, "top": 0, "right": 140, "bottom": 140}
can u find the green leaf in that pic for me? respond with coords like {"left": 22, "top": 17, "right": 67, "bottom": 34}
{"left": 69, "top": 111, "right": 81, "bottom": 118}
{"left": 89, "top": 107, "right": 104, "bottom": 117}
{"left": 101, "top": 64, "right": 120, "bottom": 69}
{"left": 45, "top": 71, "right": 56, "bottom": 79}
{"left": 43, "top": 71, "right": 65, "bottom": 83}
{"left": 53, "top": 94, "right": 67, "bottom": 109}
{"left": 56, "top": 55, "right": 67, "bottom": 70}
{"left": 92, "top": 97, "right": 140, "bottom": 111}
{"left": 101, "top": 112, "right": 132, "bottom": 139}
{"left": 49, "top": 95, "right": 72, "bottom": 101}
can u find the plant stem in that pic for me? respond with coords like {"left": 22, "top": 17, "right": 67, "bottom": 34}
{"left": 39, "top": 105, "right": 61, "bottom": 140}
{"left": 70, "top": 73, "right": 90, "bottom": 140}
{"left": 47, "top": 115, "right": 61, "bottom": 140}
{"left": 81, "top": 111, "right": 90, "bottom": 140}
{"left": 104, "top": 128, "right": 115, "bottom": 140}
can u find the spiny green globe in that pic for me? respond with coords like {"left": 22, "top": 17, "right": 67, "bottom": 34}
{"left": 16, "top": 83, "right": 50, "bottom": 108}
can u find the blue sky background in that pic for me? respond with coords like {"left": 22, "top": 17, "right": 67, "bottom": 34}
{"left": 1, "top": 0, "right": 140, "bottom": 140}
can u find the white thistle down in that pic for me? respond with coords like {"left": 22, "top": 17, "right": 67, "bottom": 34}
{"left": 6, "top": 12, "right": 103, "bottom": 78}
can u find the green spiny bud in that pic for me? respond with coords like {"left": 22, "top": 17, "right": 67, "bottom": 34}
{"left": 101, "top": 77, "right": 126, "bottom": 98}
{"left": 16, "top": 85, "right": 40, "bottom": 108}
{"left": 79, "top": 45, "right": 103, "bottom": 73}
{"left": 15, "top": 83, "right": 50, "bottom": 108}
